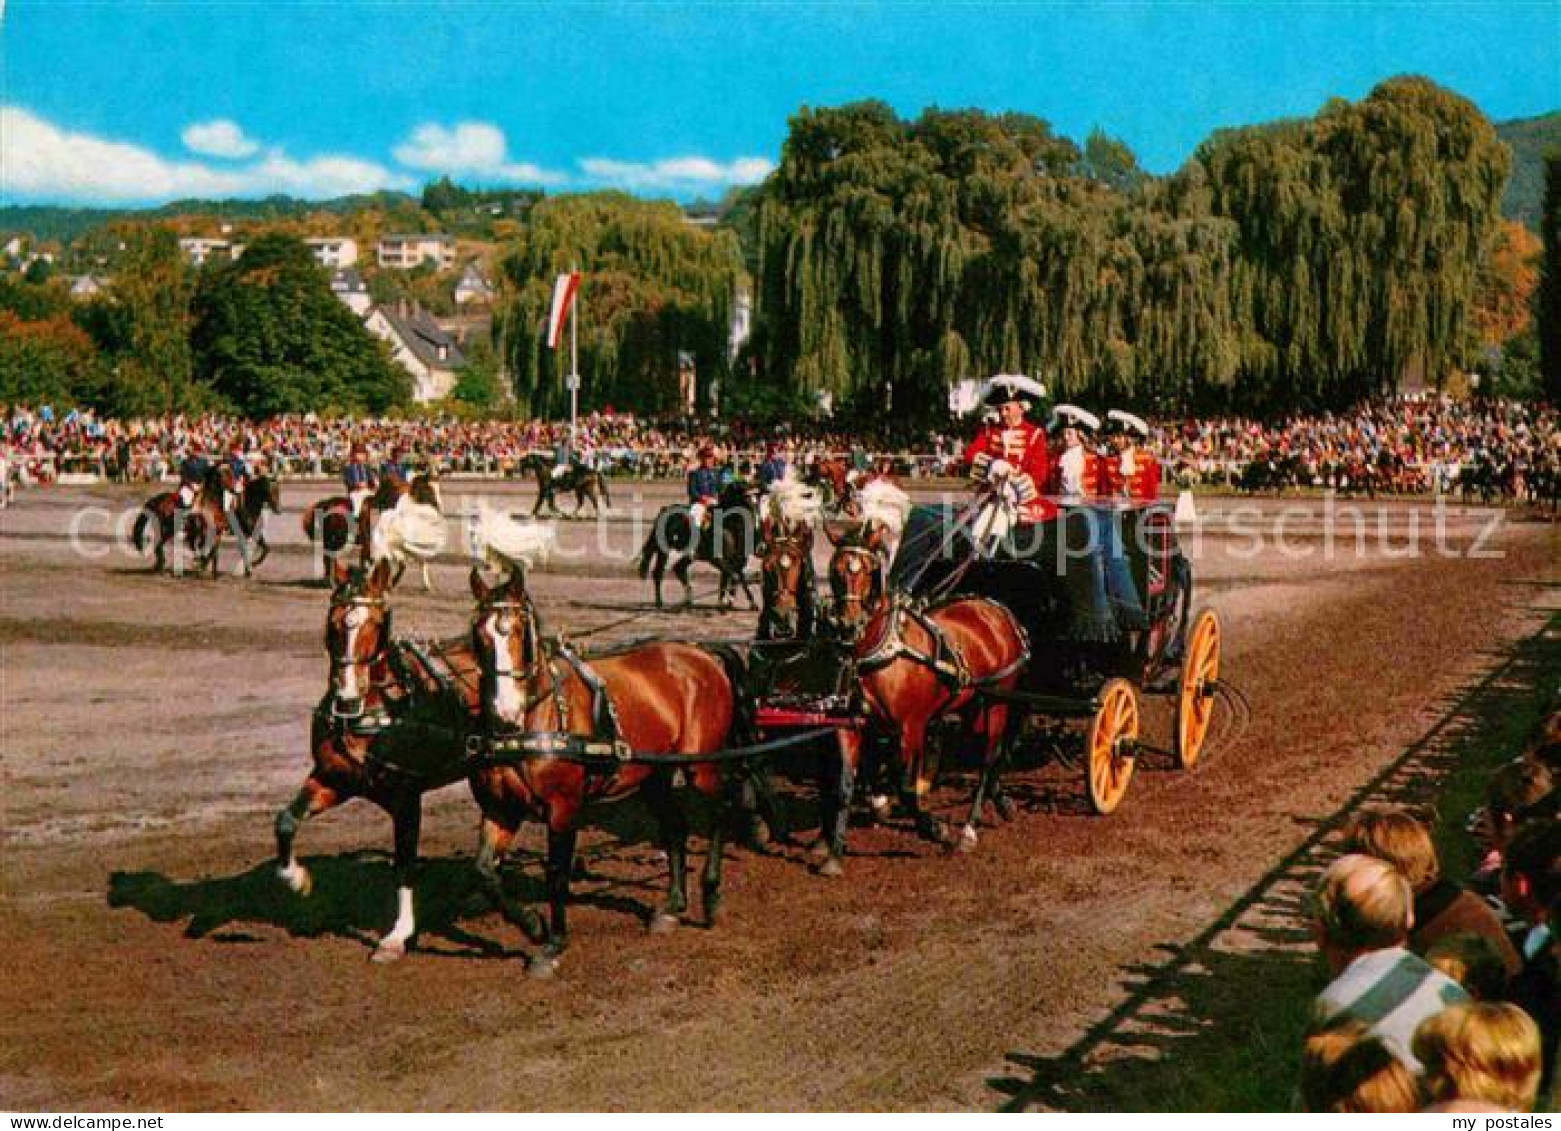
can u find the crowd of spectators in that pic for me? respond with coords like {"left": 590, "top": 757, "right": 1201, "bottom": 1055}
{"left": 0, "top": 394, "right": 1556, "bottom": 501}
{"left": 1299, "top": 705, "right": 1560, "bottom": 1111}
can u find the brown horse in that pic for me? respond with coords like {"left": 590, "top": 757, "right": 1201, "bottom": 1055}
{"left": 272, "top": 558, "right": 480, "bottom": 962}
{"left": 134, "top": 467, "right": 278, "bottom": 577}
{"left": 830, "top": 530, "right": 1029, "bottom": 851}
{"left": 756, "top": 515, "right": 818, "bottom": 641}
{"left": 804, "top": 456, "right": 858, "bottom": 515}
{"left": 466, "top": 565, "right": 746, "bottom": 977}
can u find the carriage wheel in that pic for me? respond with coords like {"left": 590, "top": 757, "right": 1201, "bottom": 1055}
{"left": 1086, "top": 678, "right": 1139, "bottom": 815}
{"left": 1174, "top": 607, "right": 1221, "bottom": 770}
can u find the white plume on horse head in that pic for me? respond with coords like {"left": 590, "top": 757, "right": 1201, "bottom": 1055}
{"left": 764, "top": 474, "right": 823, "bottom": 528}
{"left": 473, "top": 503, "right": 556, "bottom": 574}
{"left": 858, "top": 478, "right": 911, "bottom": 539}
{"left": 371, "top": 492, "right": 448, "bottom": 565}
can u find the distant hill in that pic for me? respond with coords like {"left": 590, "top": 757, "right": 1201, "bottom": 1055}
{"left": 0, "top": 191, "right": 423, "bottom": 243}
{"left": 1497, "top": 111, "right": 1561, "bottom": 230}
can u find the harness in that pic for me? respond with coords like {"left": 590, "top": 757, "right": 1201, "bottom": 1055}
{"left": 470, "top": 598, "right": 634, "bottom": 765}
{"left": 856, "top": 592, "right": 1031, "bottom": 692}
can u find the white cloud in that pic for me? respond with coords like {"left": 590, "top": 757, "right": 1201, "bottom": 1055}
{"left": 392, "top": 121, "right": 565, "bottom": 185}
{"left": 181, "top": 119, "right": 260, "bottom": 159}
{"left": 1, "top": 107, "right": 413, "bottom": 204}
{"left": 577, "top": 155, "right": 774, "bottom": 192}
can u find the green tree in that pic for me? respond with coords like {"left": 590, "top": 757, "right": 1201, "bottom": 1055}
{"left": 94, "top": 226, "right": 201, "bottom": 414}
{"left": 1539, "top": 154, "right": 1561, "bottom": 403}
{"left": 451, "top": 335, "right": 504, "bottom": 410}
{"left": 191, "top": 233, "right": 408, "bottom": 416}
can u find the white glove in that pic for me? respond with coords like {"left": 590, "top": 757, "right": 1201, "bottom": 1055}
{"left": 988, "top": 458, "right": 1013, "bottom": 481}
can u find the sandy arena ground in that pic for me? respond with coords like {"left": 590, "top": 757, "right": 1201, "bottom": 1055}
{"left": 1, "top": 477, "right": 1557, "bottom": 1110}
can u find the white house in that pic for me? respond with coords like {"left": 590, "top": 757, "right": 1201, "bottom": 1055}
{"left": 178, "top": 238, "right": 244, "bottom": 266}
{"left": 363, "top": 301, "right": 466, "bottom": 403}
{"left": 376, "top": 234, "right": 456, "bottom": 271}
{"left": 305, "top": 237, "right": 359, "bottom": 269}
{"left": 453, "top": 263, "right": 495, "bottom": 306}
{"left": 69, "top": 275, "right": 108, "bottom": 300}
{"left": 329, "top": 268, "right": 373, "bottom": 316}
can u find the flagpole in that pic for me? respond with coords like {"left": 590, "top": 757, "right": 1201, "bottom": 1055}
{"left": 569, "top": 265, "right": 579, "bottom": 449}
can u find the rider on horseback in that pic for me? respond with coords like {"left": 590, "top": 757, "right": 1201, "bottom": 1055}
{"left": 757, "top": 442, "right": 788, "bottom": 490}
{"left": 225, "top": 440, "right": 249, "bottom": 515}
{"left": 344, "top": 444, "right": 376, "bottom": 517}
{"left": 687, "top": 444, "right": 721, "bottom": 541}
{"left": 177, "top": 443, "right": 211, "bottom": 510}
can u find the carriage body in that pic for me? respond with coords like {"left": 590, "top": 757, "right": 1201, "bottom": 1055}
{"left": 890, "top": 501, "right": 1189, "bottom": 696}
{"left": 887, "top": 498, "right": 1220, "bottom": 813}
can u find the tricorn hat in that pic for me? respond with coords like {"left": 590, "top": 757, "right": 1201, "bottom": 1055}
{"left": 982, "top": 373, "right": 1049, "bottom": 410}
{"left": 1105, "top": 410, "right": 1150, "bottom": 438}
{"left": 1049, "top": 404, "right": 1102, "bottom": 435}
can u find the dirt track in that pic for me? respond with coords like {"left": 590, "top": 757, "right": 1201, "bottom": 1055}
{"left": 2, "top": 479, "right": 1557, "bottom": 1110}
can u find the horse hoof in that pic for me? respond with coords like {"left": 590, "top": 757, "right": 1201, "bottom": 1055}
{"left": 746, "top": 819, "right": 772, "bottom": 852}
{"left": 648, "top": 911, "right": 680, "bottom": 935}
{"left": 993, "top": 794, "right": 1016, "bottom": 822}
{"left": 277, "top": 863, "right": 312, "bottom": 896}
{"left": 370, "top": 939, "right": 406, "bottom": 964}
{"left": 868, "top": 795, "right": 892, "bottom": 823}
{"left": 816, "top": 856, "right": 845, "bottom": 879}
{"left": 807, "top": 836, "right": 831, "bottom": 861}
{"left": 517, "top": 910, "right": 548, "bottom": 945}
{"left": 957, "top": 824, "right": 979, "bottom": 852}
{"left": 527, "top": 954, "right": 559, "bottom": 980}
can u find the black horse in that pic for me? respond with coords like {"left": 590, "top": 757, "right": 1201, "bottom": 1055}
{"left": 524, "top": 453, "right": 612, "bottom": 517}
{"left": 637, "top": 479, "right": 760, "bottom": 609}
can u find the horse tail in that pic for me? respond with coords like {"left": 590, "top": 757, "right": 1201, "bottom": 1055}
{"left": 132, "top": 506, "right": 151, "bottom": 552}
{"left": 301, "top": 502, "right": 319, "bottom": 541}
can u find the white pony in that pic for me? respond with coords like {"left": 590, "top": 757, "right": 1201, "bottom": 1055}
{"left": 855, "top": 477, "right": 911, "bottom": 559}
{"left": 469, "top": 502, "right": 557, "bottom": 577}
{"left": 370, "top": 492, "right": 449, "bottom": 591}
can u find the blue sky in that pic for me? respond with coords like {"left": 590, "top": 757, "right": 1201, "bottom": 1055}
{"left": 3, "top": 1, "right": 1556, "bottom": 205}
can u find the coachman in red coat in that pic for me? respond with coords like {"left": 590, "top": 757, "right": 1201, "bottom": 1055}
{"left": 963, "top": 374, "right": 1054, "bottom": 520}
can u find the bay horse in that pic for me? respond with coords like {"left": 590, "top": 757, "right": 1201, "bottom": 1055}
{"left": 133, "top": 468, "right": 279, "bottom": 577}
{"left": 829, "top": 525, "right": 1029, "bottom": 851}
{"left": 804, "top": 456, "right": 860, "bottom": 516}
{"left": 637, "top": 478, "right": 760, "bottom": 610}
{"left": 467, "top": 564, "right": 747, "bottom": 977}
{"left": 272, "top": 558, "right": 481, "bottom": 962}
{"left": 523, "top": 452, "right": 612, "bottom": 517}
{"left": 302, "top": 470, "right": 442, "bottom": 587}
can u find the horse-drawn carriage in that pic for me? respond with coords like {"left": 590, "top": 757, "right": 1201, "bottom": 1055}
{"left": 747, "top": 487, "right": 1223, "bottom": 833}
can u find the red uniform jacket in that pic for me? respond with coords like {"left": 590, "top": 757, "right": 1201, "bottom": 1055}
{"left": 963, "top": 421, "right": 1053, "bottom": 519}
{"left": 1100, "top": 447, "right": 1162, "bottom": 501}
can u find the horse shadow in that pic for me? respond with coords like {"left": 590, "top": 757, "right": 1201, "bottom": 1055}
{"left": 107, "top": 843, "right": 673, "bottom": 959}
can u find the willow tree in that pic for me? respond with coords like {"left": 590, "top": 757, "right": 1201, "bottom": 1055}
{"left": 1199, "top": 76, "right": 1509, "bottom": 408}
{"left": 754, "top": 78, "right": 1510, "bottom": 421}
{"left": 492, "top": 193, "right": 745, "bottom": 417}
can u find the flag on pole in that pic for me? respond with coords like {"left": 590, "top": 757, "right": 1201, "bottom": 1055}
{"left": 546, "top": 271, "right": 581, "bottom": 350}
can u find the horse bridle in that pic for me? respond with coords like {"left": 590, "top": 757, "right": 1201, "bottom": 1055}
{"left": 473, "top": 596, "right": 554, "bottom": 730}
{"left": 830, "top": 542, "right": 886, "bottom": 637}
{"left": 760, "top": 532, "right": 813, "bottom": 636}
{"left": 328, "top": 593, "right": 392, "bottom": 719}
